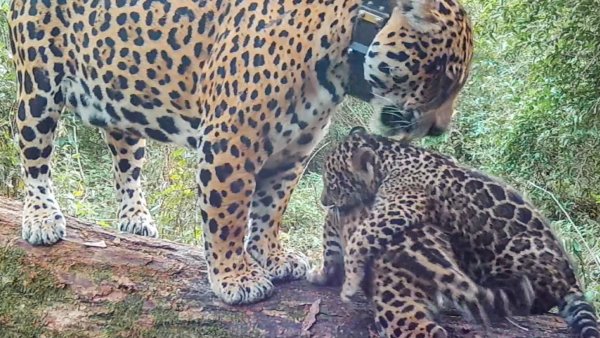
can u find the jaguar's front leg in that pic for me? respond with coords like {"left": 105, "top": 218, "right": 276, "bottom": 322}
{"left": 198, "top": 151, "right": 273, "bottom": 305}
{"left": 307, "top": 209, "right": 345, "bottom": 286}
{"left": 246, "top": 160, "right": 309, "bottom": 281}
{"left": 102, "top": 130, "right": 157, "bottom": 238}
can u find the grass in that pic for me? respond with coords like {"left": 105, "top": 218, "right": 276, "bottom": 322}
{"left": 282, "top": 172, "right": 326, "bottom": 263}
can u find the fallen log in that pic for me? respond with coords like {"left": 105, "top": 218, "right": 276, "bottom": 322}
{"left": 0, "top": 196, "right": 576, "bottom": 337}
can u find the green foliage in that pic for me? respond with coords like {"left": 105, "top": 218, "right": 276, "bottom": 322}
{"left": 143, "top": 146, "right": 199, "bottom": 244}
{"left": 0, "top": 5, "right": 18, "bottom": 197}
{"left": 50, "top": 113, "right": 115, "bottom": 226}
{"left": 305, "top": 97, "right": 371, "bottom": 173}
{"left": 281, "top": 172, "right": 326, "bottom": 262}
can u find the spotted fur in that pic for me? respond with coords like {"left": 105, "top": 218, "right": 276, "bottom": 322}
{"left": 310, "top": 206, "right": 533, "bottom": 338}
{"left": 9, "top": 0, "right": 472, "bottom": 305}
{"left": 309, "top": 127, "right": 599, "bottom": 338}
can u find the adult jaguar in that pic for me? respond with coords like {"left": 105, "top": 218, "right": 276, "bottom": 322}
{"left": 9, "top": 0, "right": 473, "bottom": 305}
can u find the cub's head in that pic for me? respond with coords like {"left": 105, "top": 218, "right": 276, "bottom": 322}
{"left": 364, "top": 0, "right": 473, "bottom": 140}
{"left": 321, "top": 127, "right": 381, "bottom": 210}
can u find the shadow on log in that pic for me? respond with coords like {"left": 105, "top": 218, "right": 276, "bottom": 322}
{"left": 0, "top": 197, "right": 576, "bottom": 337}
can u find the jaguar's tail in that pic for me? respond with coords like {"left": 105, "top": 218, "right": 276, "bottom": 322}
{"left": 560, "top": 290, "right": 600, "bottom": 338}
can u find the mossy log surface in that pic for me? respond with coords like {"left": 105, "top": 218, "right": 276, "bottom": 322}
{"left": 0, "top": 196, "right": 576, "bottom": 337}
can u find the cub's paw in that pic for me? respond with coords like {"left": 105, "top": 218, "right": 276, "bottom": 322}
{"left": 428, "top": 324, "right": 449, "bottom": 338}
{"left": 340, "top": 278, "right": 361, "bottom": 303}
{"left": 307, "top": 266, "right": 330, "bottom": 285}
{"left": 209, "top": 255, "right": 274, "bottom": 305}
{"left": 22, "top": 202, "right": 66, "bottom": 245}
{"left": 471, "top": 283, "right": 528, "bottom": 326}
{"left": 307, "top": 262, "right": 344, "bottom": 286}
{"left": 250, "top": 247, "right": 309, "bottom": 282}
{"left": 118, "top": 210, "right": 158, "bottom": 238}
{"left": 489, "top": 275, "right": 534, "bottom": 317}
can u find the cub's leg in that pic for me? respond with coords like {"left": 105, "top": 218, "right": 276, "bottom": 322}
{"left": 246, "top": 161, "right": 309, "bottom": 281}
{"left": 341, "top": 188, "right": 429, "bottom": 300}
{"left": 340, "top": 239, "right": 368, "bottom": 302}
{"left": 307, "top": 208, "right": 345, "bottom": 286}
{"left": 486, "top": 232, "right": 576, "bottom": 313}
{"left": 483, "top": 232, "right": 599, "bottom": 337}
{"left": 487, "top": 231, "right": 596, "bottom": 312}
{"left": 369, "top": 260, "right": 448, "bottom": 338}
{"left": 360, "top": 223, "right": 515, "bottom": 334}
{"left": 396, "top": 224, "right": 515, "bottom": 325}
{"left": 102, "top": 130, "right": 157, "bottom": 237}
{"left": 13, "top": 52, "right": 66, "bottom": 245}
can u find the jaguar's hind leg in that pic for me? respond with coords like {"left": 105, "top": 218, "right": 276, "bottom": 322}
{"left": 367, "top": 223, "right": 516, "bottom": 338}
{"left": 478, "top": 274, "right": 535, "bottom": 316}
{"left": 103, "top": 130, "right": 157, "bottom": 238}
{"left": 485, "top": 232, "right": 577, "bottom": 314}
{"left": 246, "top": 161, "right": 309, "bottom": 281}
{"left": 400, "top": 224, "right": 517, "bottom": 325}
{"left": 370, "top": 262, "right": 447, "bottom": 338}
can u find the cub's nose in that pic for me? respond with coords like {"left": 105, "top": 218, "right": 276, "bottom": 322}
{"left": 380, "top": 106, "right": 417, "bottom": 134}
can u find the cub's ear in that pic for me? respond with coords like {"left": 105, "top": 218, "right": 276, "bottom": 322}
{"left": 349, "top": 126, "right": 367, "bottom": 136}
{"left": 351, "top": 147, "right": 376, "bottom": 179}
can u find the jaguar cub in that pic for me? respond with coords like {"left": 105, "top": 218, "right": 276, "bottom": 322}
{"left": 311, "top": 206, "right": 533, "bottom": 338}
{"left": 309, "top": 127, "right": 599, "bottom": 338}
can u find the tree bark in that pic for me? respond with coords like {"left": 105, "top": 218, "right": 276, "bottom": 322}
{"left": 0, "top": 196, "right": 576, "bottom": 337}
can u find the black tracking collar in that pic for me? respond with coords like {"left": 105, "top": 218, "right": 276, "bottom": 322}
{"left": 347, "top": 0, "right": 392, "bottom": 102}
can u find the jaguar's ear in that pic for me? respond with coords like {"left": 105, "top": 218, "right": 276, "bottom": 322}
{"left": 349, "top": 126, "right": 367, "bottom": 136}
{"left": 351, "top": 146, "right": 376, "bottom": 180}
{"left": 395, "top": 0, "right": 445, "bottom": 32}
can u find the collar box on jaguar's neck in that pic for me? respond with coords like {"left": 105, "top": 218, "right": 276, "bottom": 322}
{"left": 310, "top": 127, "right": 599, "bottom": 338}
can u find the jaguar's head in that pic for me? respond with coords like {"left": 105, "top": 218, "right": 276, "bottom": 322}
{"left": 364, "top": 0, "right": 473, "bottom": 140}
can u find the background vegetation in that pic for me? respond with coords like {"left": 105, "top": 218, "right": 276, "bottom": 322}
{"left": 0, "top": 0, "right": 598, "bottom": 306}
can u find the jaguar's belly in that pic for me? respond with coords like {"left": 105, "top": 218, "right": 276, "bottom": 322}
{"left": 62, "top": 74, "right": 203, "bottom": 148}
{"left": 61, "top": 68, "right": 339, "bottom": 153}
